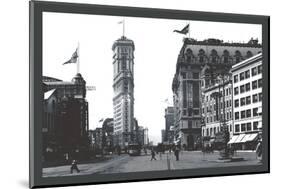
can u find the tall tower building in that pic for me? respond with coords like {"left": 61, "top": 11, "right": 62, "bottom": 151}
{"left": 112, "top": 36, "right": 135, "bottom": 148}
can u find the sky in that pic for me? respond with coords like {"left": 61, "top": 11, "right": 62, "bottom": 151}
{"left": 43, "top": 12, "right": 261, "bottom": 144}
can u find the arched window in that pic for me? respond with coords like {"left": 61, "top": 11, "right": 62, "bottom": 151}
{"left": 198, "top": 49, "right": 206, "bottom": 63}
{"left": 210, "top": 49, "right": 218, "bottom": 63}
{"left": 235, "top": 50, "right": 242, "bottom": 63}
{"left": 185, "top": 48, "right": 193, "bottom": 63}
{"left": 246, "top": 51, "right": 253, "bottom": 58}
{"left": 222, "top": 50, "right": 230, "bottom": 63}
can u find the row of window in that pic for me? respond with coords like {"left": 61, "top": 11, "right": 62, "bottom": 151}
{"left": 234, "top": 107, "right": 261, "bottom": 120}
{"left": 204, "top": 124, "right": 233, "bottom": 137}
{"left": 205, "top": 111, "right": 232, "bottom": 123}
{"left": 205, "top": 88, "right": 232, "bottom": 102}
{"left": 202, "top": 99, "right": 232, "bottom": 113}
{"left": 234, "top": 79, "right": 262, "bottom": 95}
{"left": 234, "top": 65, "right": 262, "bottom": 83}
{"left": 234, "top": 92, "right": 262, "bottom": 107}
{"left": 234, "top": 121, "right": 259, "bottom": 133}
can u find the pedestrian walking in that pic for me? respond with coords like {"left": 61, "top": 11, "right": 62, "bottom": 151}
{"left": 174, "top": 147, "right": 180, "bottom": 161}
{"left": 70, "top": 160, "right": 80, "bottom": 174}
{"left": 151, "top": 149, "right": 157, "bottom": 161}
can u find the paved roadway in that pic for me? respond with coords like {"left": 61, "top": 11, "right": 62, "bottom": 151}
{"left": 43, "top": 151, "right": 261, "bottom": 177}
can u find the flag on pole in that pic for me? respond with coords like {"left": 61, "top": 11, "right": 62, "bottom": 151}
{"left": 118, "top": 19, "right": 125, "bottom": 36}
{"left": 173, "top": 24, "right": 190, "bottom": 35}
{"left": 63, "top": 48, "right": 79, "bottom": 65}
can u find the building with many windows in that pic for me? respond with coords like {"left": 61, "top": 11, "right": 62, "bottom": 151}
{"left": 201, "top": 70, "right": 233, "bottom": 149}
{"left": 172, "top": 38, "right": 261, "bottom": 150}
{"left": 163, "top": 107, "right": 175, "bottom": 143}
{"left": 112, "top": 36, "right": 135, "bottom": 148}
{"left": 228, "top": 53, "right": 262, "bottom": 150}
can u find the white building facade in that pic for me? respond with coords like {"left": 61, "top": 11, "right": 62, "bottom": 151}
{"left": 229, "top": 53, "right": 262, "bottom": 150}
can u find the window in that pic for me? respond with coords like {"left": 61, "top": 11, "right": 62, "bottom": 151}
{"left": 253, "top": 108, "right": 259, "bottom": 117}
{"left": 226, "top": 101, "right": 229, "bottom": 107}
{"left": 188, "top": 120, "right": 192, "bottom": 129}
{"left": 229, "top": 88, "right": 232, "bottom": 95}
{"left": 246, "top": 122, "right": 252, "bottom": 131}
{"left": 241, "top": 123, "right": 246, "bottom": 132}
{"left": 259, "top": 93, "right": 262, "bottom": 102}
{"left": 258, "top": 79, "right": 262, "bottom": 88}
{"left": 183, "top": 110, "right": 187, "bottom": 116}
{"left": 252, "top": 67, "right": 258, "bottom": 76}
{"left": 199, "top": 56, "right": 204, "bottom": 63}
{"left": 224, "top": 57, "right": 229, "bottom": 63}
{"left": 234, "top": 75, "right": 238, "bottom": 83}
{"left": 181, "top": 72, "right": 186, "bottom": 79}
{"left": 246, "top": 83, "right": 250, "bottom": 91}
{"left": 245, "top": 70, "right": 250, "bottom": 78}
{"left": 229, "top": 100, "right": 232, "bottom": 107}
{"left": 229, "top": 111, "right": 232, "bottom": 119}
{"left": 240, "top": 97, "right": 246, "bottom": 106}
{"left": 240, "top": 85, "right": 245, "bottom": 93}
{"left": 246, "top": 109, "right": 251, "bottom": 118}
{"left": 258, "top": 65, "right": 262, "bottom": 74}
{"left": 241, "top": 110, "right": 246, "bottom": 119}
{"left": 227, "top": 112, "right": 229, "bottom": 120}
{"left": 240, "top": 72, "right": 245, "bottom": 81}
{"left": 253, "top": 121, "right": 259, "bottom": 130}
{"left": 188, "top": 109, "right": 192, "bottom": 116}
{"left": 253, "top": 94, "right": 258, "bottom": 103}
{"left": 194, "top": 109, "right": 199, "bottom": 115}
{"left": 246, "top": 96, "right": 251, "bottom": 105}
{"left": 252, "top": 80, "right": 258, "bottom": 90}
{"left": 234, "top": 87, "right": 239, "bottom": 95}
{"left": 193, "top": 72, "right": 199, "bottom": 79}
{"left": 235, "top": 112, "right": 239, "bottom": 120}
{"left": 235, "top": 124, "right": 240, "bottom": 132}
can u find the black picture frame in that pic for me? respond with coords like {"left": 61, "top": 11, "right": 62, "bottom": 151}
{"left": 29, "top": 0, "right": 270, "bottom": 188}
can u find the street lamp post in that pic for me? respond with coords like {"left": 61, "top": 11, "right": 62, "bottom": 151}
{"left": 219, "top": 72, "right": 231, "bottom": 159}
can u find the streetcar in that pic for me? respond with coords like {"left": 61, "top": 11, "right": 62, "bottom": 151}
{"left": 128, "top": 144, "right": 141, "bottom": 156}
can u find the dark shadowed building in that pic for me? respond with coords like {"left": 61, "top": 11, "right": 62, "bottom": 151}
{"left": 42, "top": 73, "right": 89, "bottom": 161}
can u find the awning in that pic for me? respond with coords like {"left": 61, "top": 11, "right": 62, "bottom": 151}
{"left": 234, "top": 134, "right": 246, "bottom": 144}
{"left": 240, "top": 134, "right": 252, "bottom": 143}
{"left": 247, "top": 133, "right": 258, "bottom": 142}
{"left": 228, "top": 135, "right": 239, "bottom": 144}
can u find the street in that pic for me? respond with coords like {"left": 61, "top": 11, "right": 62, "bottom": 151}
{"left": 43, "top": 151, "right": 261, "bottom": 177}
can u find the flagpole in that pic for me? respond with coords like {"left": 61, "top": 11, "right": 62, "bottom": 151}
{"left": 123, "top": 19, "right": 125, "bottom": 37}
{"left": 189, "top": 21, "right": 190, "bottom": 39}
{"left": 77, "top": 42, "right": 80, "bottom": 74}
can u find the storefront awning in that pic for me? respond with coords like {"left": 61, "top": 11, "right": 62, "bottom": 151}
{"left": 246, "top": 133, "right": 258, "bottom": 142}
{"left": 228, "top": 135, "right": 239, "bottom": 144}
{"left": 229, "top": 134, "right": 246, "bottom": 144}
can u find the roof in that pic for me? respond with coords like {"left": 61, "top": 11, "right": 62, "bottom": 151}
{"left": 44, "top": 89, "right": 56, "bottom": 100}
{"left": 231, "top": 53, "right": 262, "bottom": 72}
{"left": 43, "top": 81, "right": 74, "bottom": 85}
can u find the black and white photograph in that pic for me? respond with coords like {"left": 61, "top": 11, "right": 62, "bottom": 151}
{"left": 41, "top": 11, "right": 265, "bottom": 178}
